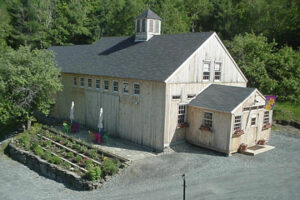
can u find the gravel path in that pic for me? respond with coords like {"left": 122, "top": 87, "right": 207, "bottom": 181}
{"left": 0, "top": 131, "right": 299, "bottom": 200}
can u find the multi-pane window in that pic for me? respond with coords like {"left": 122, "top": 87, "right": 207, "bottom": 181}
{"left": 187, "top": 94, "right": 196, "bottom": 99}
{"left": 263, "top": 111, "right": 270, "bottom": 124}
{"left": 251, "top": 117, "right": 256, "bottom": 126}
{"left": 203, "top": 63, "right": 210, "bottom": 80}
{"left": 203, "top": 112, "right": 213, "bottom": 127}
{"left": 133, "top": 83, "right": 140, "bottom": 95}
{"left": 73, "top": 77, "right": 77, "bottom": 86}
{"left": 155, "top": 20, "right": 159, "bottom": 33}
{"left": 178, "top": 105, "right": 187, "bottom": 124}
{"left": 142, "top": 19, "right": 146, "bottom": 32}
{"left": 80, "top": 77, "right": 84, "bottom": 87}
{"left": 123, "top": 82, "right": 129, "bottom": 93}
{"left": 137, "top": 20, "right": 140, "bottom": 32}
{"left": 234, "top": 116, "right": 242, "bottom": 131}
{"left": 103, "top": 80, "right": 109, "bottom": 91}
{"left": 113, "top": 81, "right": 119, "bottom": 92}
{"left": 88, "top": 78, "right": 92, "bottom": 88}
{"left": 149, "top": 19, "right": 153, "bottom": 32}
{"left": 214, "top": 63, "right": 221, "bottom": 80}
{"left": 172, "top": 95, "right": 181, "bottom": 100}
{"left": 95, "top": 79, "right": 100, "bottom": 89}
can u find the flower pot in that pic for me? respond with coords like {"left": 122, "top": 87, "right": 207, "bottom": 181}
{"left": 199, "top": 126, "right": 211, "bottom": 131}
{"left": 258, "top": 140, "right": 266, "bottom": 145}
{"left": 239, "top": 144, "right": 248, "bottom": 152}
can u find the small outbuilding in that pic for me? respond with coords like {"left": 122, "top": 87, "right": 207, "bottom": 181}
{"left": 187, "top": 84, "right": 272, "bottom": 155}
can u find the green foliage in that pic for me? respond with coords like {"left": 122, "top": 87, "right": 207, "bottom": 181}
{"left": 19, "top": 133, "right": 31, "bottom": 149}
{"left": 42, "top": 151, "right": 51, "bottom": 160}
{"left": 102, "top": 158, "right": 119, "bottom": 175}
{"left": 75, "top": 155, "right": 82, "bottom": 163}
{"left": 80, "top": 146, "right": 88, "bottom": 153}
{"left": 55, "top": 135, "right": 61, "bottom": 142}
{"left": 88, "top": 149, "right": 98, "bottom": 160}
{"left": 0, "top": 46, "right": 62, "bottom": 127}
{"left": 86, "top": 166, "right": 101, "bottom": 181}
{"left": 33, "top": 146, "right": 44, "bottom": 156}
{"left": 31, "top": 141, "right": 39, "bottom": 149}
{"left": 72, "top": 143, "right": 81, "bottom": 150}
{"left": 84, "top": 159, "right": 94, "bottom": 169}
{"left": 273, "top": 102, "right": 300, "bottom": 123}
{"left": 44, "top": 140, "right": 51, "bottom": 147}
{"left": 66, "top": 152, "right": 74, "bottom": 158}
{"left": 49, "top": 155, "right": 63, "bottom": 165}
{"left": 62, "top": 161, "right": 71, "bottom": 169}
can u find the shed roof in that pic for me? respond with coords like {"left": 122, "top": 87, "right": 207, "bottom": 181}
{"left": 49, "top": 32, "right": 213, "bottom": 82}
{"left": 136, "top": 8, "right": 162, "bottom": 20}
{"left": 189, "top": 84, "right": 256, "bottom": 113}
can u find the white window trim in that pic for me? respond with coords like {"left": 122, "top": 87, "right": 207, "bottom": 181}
{"left": 133, "top": 82, "right": 140, "bottom": 96}
{"left": 113, "top": 80, "right": 119, "bottom": 93}
{"left": 79, "top": 77, "right": 84, "bottom": 88}
{"left": 203, "top": 111, "right": 213, "bottom": 127}
{"left": 103, "top": 80, "right": 109, "bottom": 91}
{"left": 95, "top": 79, "right": 100, "bottom": 90}
{"left": 263, "top": 111, "right": 270, "bottom": 125}
{"left": 87, "top": 78, "right": 92, "bottom": 88}
{"left": 214, "top": 61, "right": 222, "bottom": 81}
{"left": 233, "top": 115, "right": 242, "bottom": 131}
{"left": 178, "top": 103, "right": 187, "bottom": 124}
{"left": 251, "top": 116, "right": 257, "bottom": 127}
{"left": 123, "top": 82, "right": 129, "bottom": 94}
{"left": 203, "top": 61, "right": 211, "bottom": 82}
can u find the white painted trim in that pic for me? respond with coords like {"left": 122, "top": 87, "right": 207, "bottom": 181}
{"left": 231, "top": 89, "right": 257, "bottom": 114}
{"left": 103, "top": 80, "right": 109, "bottom": 91}
{"left": 112, "top": 80, "right": 119, "bottom": 93}
{"left": 133, "top": 82, "right": 140, "bottom": 96}
{"left": 164, "top": 32, "right": 215, "bottom": 83}
{"left": 87, "top": 78, "right": 93, "bottom": 88}
{"left": 95, "top": 79, "right": 100, "bottom": 90}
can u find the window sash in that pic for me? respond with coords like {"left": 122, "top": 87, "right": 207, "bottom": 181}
{"left": 88, "top": 79, "right": 92, "bottom": 88}
{"left": 234, "top": 116, "right": 242, "bottom": 131}
{"left": 113, "top": 81, "right": 119, "bottom": 92}
{"left": 73, "top": 77, "right": 77, "bottom": 86}
{"left": 95, "top": 79, "right": 100, "bottom": 89}
{"left": 104, "top": 80, "right": 109, "bottom": 91}
{"left": 263, "top": 111, "right": 270, "bottom": 124}
{"left": 251, "top": 117, "right": 256, "bottom": 126}
{"left": 203, "top": 112, "right": 213, "bottom": 127}
{"left": 142, "top": 19, "right": 146, "bottom": 32}
{"left": 133, "top": 83, "right": 140, "bottom": 95}
{"left": 137, "top": 20, "right": 140, "bottom": 32}
{"left": 203, "top": 63, "right": 210, "bottom": 80}
{"left": 123, "top": 82, "right": 129, "bottom": 93}
{"left": 178, "top": 105, "right": 187, "bottom": 124}
{"left": 80, "top": 78, "right": 84, "bottom": 87}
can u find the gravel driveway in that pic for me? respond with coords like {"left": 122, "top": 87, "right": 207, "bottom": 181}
{"left": 0, "top": 130, "right": 299, "bottom": 200}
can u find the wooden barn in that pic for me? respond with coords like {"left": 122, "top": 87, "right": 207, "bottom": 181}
{"left": 50, "top": 9, "right": 273, "bottom": 154}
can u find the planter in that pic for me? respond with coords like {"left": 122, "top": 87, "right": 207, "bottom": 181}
{"left": 178, "top": 122, "right": 189, "bottom": 128}
{"left": 232, "top": 130, "right": 244, "bottom": 137}
{"left": 263, "top": 123, "right": 271, "bottom": 129}
{"left": 199, "top": 125, "right": 211, "bottom": 131}
{"left": 258, "top": 139, "right": 266, "bottom": 145}
{"left": 239, "top": 143, "right": 248, "bottom": 152}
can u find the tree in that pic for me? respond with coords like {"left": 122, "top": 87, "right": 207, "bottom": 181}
{"left": 0, "top": 46, "right": 62, "bottom": 129}
{"left": 0, "top": 1, "right": 11, "bottom": 51}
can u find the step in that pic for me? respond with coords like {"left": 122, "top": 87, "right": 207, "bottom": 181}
{"left": 241, "top": 145, "right": 275, "bottom": 156}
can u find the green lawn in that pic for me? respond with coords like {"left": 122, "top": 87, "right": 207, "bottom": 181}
{"left": 273, "top": 102, "right": 300, "bottom": 122}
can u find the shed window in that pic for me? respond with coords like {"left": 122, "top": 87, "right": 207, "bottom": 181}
{"left": 263, "top": 111, "right": 270, "bottom": 125}
{"left": 178, "top": 105, "right": 187, "bottom": 124}
{"left": 137, "top": 20, "right": 140, "bottom": 32}
{"left": 203, "top": 63, "right": 210, "bottom": 80}
{"left": 104, "top": 80, "right": 109, "bottom": 91}
{"left": 123, "top": 82, "right": 129, "bottom": 93}
{"left": 73, "top": 77, "right": 77, "bottom": 86}
{"left": 133, "top": 83, "right": 140, "bottom": 95}
{"left": 95, "top": 79, "right": 100, "bottom": 89}
{"left": 149, "top": 19, "right": 153, "bottom": 32}
{"left": 142, "top": 19, "right": 146, "bottom": 32}
{"left": 80, "top": 77, "right": 84, "bottom": 87}
{"left": 203, "top": 112, "right": 213, "bottom": 127}
{"left": 113, "top": 81, "right": 119, "bottom": 92}
{"left": 172, "top": 95, "right": 181, "bottom": 100}
{"left": 234, "top": 116, "right": 242, "bottom": 131}
{"left": 88, "top": 78, "right": 92, "bottom": 88}
{"left": 214, "top": 63, "right": 221, "bottom": 80}
{"left": 251, "top": 117, "right": 256, "bottom": 126}
{"left": 187, "top": 94, "right": 196, "bottom": 99}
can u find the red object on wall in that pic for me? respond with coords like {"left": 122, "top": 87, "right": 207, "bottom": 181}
{"left": 94, "top": 133, "right": 103, "bottom": 144}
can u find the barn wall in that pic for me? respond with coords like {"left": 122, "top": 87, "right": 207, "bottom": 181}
{"left": 52, "top": 73, "right": 165, "bottom": 151}
{"left": 229, "top": 91, "right": 272, "bottom": 153}
{"left": 185, "top": 106, "right": 231, "bottom": 154}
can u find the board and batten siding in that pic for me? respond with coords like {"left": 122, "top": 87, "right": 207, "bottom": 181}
{"left": 52, "top": 73, "right": 165, "bottom": 151}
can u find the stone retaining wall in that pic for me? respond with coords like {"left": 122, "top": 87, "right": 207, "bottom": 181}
{"left": 6, "top": 143, "right": 102, "bottom": 191}
{"left": 275, "top": 120, "right": 300, "bottom": 129}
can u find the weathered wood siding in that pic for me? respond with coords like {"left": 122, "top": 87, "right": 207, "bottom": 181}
{"left": 229, "top": 91, "right": 272, "bottom": 153}
{"left": 52, "top": 73, "right": 165, "bottom": 151}
{"left": 186, "top": 107, "right": 232, "bottom": 154}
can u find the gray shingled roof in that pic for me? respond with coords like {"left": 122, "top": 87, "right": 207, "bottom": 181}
{"left": 189, "top": 84, "right": 256, "bottom": 113}
{"left": 49, "top": 32, "right": 213, "bottom": 82}
{"left": 137, "top": 8, "right": 162, "bottom": 20}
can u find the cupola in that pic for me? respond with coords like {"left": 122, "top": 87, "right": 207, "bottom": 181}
{"left": 135, "top": 8, "right": 161, "bottom": 42}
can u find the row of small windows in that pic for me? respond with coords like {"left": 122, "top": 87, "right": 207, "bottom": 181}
{"left": 136, "top": 19, "right": 159, "bottom": 33}
{"left": 172, "top": 94, "right": 196, "bottom": 100}
{"left": 73, "top": 77, "right": 140, "bottom": 95}
{"left": 203, "top": 62, "right": 222, "bottom": 81}
{"left": 234, "top": 111, "right": 270, "bottom": 131}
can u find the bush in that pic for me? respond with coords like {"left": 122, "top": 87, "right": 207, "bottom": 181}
{"left": 86, "top": 166, "right": 102, "bottom": 181}
{"left": 88, "top": 149, "right": 98, "bottom": 159}
{"left": 43, "top": 140, "right": 51, "bottom": 147}
{"left": 31, "top": 141, "right": 39, "bottom": 150}
{"left": 72, "top": 143, "right": 81, "bottom": 150}
{"left": 75, "top": 155, "right": 82, "bottom": 163}
{"left": 102, "top": 158, "right": 119, "bottom": 175}
{"left": 55, "top": 135, "right": 61, "bottom": 142}
{"left": 33, "top": 146, "right": 44, "bottom": 156}
{"left": 50, "top": 156, "right": 63, "bottom": 165}
{"left": 42, "top": 151, "right": 52, "bottom": 160}
{"left": 84, "top": 159, "right": 93, "bottom": 169}
{"left": 20, "top": 133, "right": 31, "bottom": 148}
{"left": 66, "top": 152, "right": 74, "bottom": 158}
{"left": 80, "top": 146, "right": 88, "bottom": 153}
{"left": 62, "top": 161, "right": 71, "bottom": 169}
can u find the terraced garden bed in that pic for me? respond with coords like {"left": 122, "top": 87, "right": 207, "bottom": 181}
{"left": 6, "top": 124, "right": 128, "bottom": 190}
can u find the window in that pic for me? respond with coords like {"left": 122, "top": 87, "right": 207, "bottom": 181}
{"left": 172, "top": 95, "right": 181, "bottom": 100}
{"left": 187, "top": 94, "right": 196, "bottom": 99}
{"left": 95, "top": 79, "right": 100, "bottom": 89}
{"left": 80, "top": 77, "right": 84, "bottom": 87}
{"left": 73, "top": 77, "right": 77, "bottom": 86}
{"left": 113, "top": 81, "right": 119, "bottom": 92}
{"left": 203, "top": 112, "right": 213, "bottom": 127}
{"left": 155, "top": 20, "right": 159, "bottom": 33}
{"left": 214, "top": 63, "right": 221, "bottom": 80}
{"left": 88, "top": 78, "right": 92, "bottom": 88}
{"left": 123, "top": 82, "right": 129, "bottom": 93}
{"left": 103, "top": 80, "right": 109, "bottom": 91}
{"left": 178, "top": 105, "right": 187, "bottom": 124}
{"left": 142, "top": 19, "right": 146, "bottom": 32}
{"left": 263, "top": 111, "right": 270, "bottom": 125}
{"left": 251, "top": 117, "right": 256, "bottom": 126}
{"left": 133, "top": 83, "right": 140, "bottom": 95}
{"left": 137, "top": 20, "right": 140, "bottom": 32}
{"left": 203, "top": 63, "right": 210, "bottom": 80}
{"left": 149, "top": 19, "right": 153, "bottom": 32}
{"left": 234, "top": 116, "right": 242, "bottom": 131}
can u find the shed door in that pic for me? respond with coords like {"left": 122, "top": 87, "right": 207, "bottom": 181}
{"left": 100, "top": 93, "right": 119, "bottom": 136}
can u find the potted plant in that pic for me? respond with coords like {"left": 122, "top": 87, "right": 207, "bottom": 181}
{"left": 232, "top": 129, "right": 244, "bottom": 137}
{"left": 239, "top": 143, "right": 248, "bottom": 152}
{"left": 199, "top": 125, "right": 211, "bottom": 131}
{"left": 178, "top": 122, "right": 189, "bottom": 128}
{"left": 258, "top": 139, "right": 266, "bottom": 145}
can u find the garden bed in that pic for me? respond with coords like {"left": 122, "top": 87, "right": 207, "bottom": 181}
{"left": 5, "top": 124, "right": 128, "bottom": 190}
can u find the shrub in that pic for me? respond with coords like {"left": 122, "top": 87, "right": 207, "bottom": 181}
{"left": 86, "top": 166, "right": 102, "bottom": 181}
{"left": 42, "top": 151, "right": 52, "bottom": 160}
{"left": 102, "top": 158, "right": 119, "bottom": 175}
{"left": 75, "top": 155, "right": 82, "bottom": 163}
{"left": 80, "top": 146, "right": 88, "bottom": 153}
{"left": 88, "top": 149, "right": 98, "bottom": 159}
{"left": 29, "top": 124, "right": 42, "bottom": 135}
{"left": 50, "top": 156, "right": 63, "bottom": 165}
{"left": 33, "top": 146, "right": 44, "bottom": 156}
{"left": 72, "top": 143, "right": 81, "bottom": 150}
{"left": 55, "top": 135, "right": 61, "bottom": 142}
{"left": 62, "top": 161, "right": 71, "bottom": 169}
{"left": 31, "top": 141, "right": 39, "bottom": 150}
{"left": 44, "top": 140, "right": 51, "bottom": 147}
{"left": 66, "top": 152, "right": 74, "bottom": 158}
{"left": 84, "top": 159, "right": 94, "bottom": 169}
{"left": 20, "top": 133, "right": 31, "bottom": 148}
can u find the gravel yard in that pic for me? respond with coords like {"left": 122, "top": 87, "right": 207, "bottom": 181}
{"left": 0, "top": 130, "right": 299, "bottom": 200}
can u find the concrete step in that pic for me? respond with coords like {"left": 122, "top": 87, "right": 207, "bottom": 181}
{"left": 241, "top": 145, "right": 275, "bottom": 156}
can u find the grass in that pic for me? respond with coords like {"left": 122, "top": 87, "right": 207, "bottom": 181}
{"left": 273, "top": 102, "right": 300, "bottom": 122}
